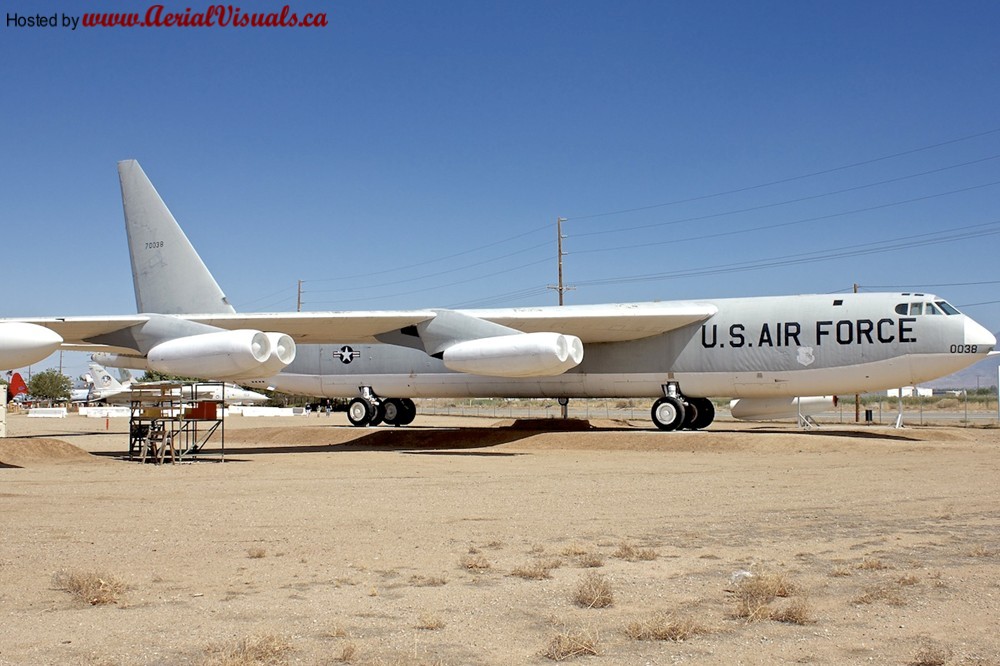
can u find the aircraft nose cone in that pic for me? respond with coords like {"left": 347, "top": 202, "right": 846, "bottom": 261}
{"left": 964, "top": 317, "right": 996, "bottom": 351}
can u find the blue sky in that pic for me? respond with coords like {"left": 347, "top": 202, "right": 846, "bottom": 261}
{"left": 3, "top": 1, "right": 1000, "bottom": 379}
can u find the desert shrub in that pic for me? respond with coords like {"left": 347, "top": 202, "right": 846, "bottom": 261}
{"left": 574, "top": 573, "right": 614, "bottom": 609}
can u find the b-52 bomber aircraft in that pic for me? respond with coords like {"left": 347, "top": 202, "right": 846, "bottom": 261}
{"left": 2, "top": 160, "right": 995, "bottom": 431}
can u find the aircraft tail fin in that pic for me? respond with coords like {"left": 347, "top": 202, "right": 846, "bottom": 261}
{"left": 88, "top": 363, "right": 124, "bottom": 392}
{"left": 118, "top": 160, "right": 236, "bottom": 315}
{"left": 7, "top": 372, "right": 28, "bottom": 402}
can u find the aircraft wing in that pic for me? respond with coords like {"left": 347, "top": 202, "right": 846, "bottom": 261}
{"left": 464, "top": 302, "right": 719, "bottom": 342}
{"left": 5, "top": 302, "right": 715, "bottom": 350}
{"left": 182, "top": 310, "right": 439, "bottom": 343}
{"left": 187, "top": 302, "right": 716, "bottom": 344}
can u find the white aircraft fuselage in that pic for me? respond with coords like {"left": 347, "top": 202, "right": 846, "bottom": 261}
{"left": 259, "top": 293, "right": 994, "bottom": 401}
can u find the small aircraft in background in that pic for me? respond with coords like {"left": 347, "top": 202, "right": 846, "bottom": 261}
{"left": 111, "top": 380, "right": 270, "bottom": 406}
{"left": 70, "top": 362, "right": 132, "bottom": 403}
{"left": 5, "top": 372, "right": 29, "bottom": 403}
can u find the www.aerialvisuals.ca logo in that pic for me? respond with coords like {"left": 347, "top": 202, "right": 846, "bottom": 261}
{"left": 6, "top": 4, "right": 329, "bottom": 31}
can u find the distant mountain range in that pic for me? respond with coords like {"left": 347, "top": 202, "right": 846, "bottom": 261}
{"left": 924, "top": 335, "right": 1000, "bottom": 390}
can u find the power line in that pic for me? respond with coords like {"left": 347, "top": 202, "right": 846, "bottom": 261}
{"left": 572, "top": 158, "right": 1000, "bottom": 241}
{"left": 571, "top": 179, "right": 1000, "bottom": 257}
{"left": 574, "top": 220, "right": 1000, "bottom": 287}
{"left": 564, "top": 126, "right": 1000, "bottom": 221}
{"left": 306, "top": 239, "right": 550, "bottom": 294}
{"left": 306, "top": 223, "right": 550, "bottom": 282}
{"left": 303, "top": 257, "right": 551, "bottom": 307}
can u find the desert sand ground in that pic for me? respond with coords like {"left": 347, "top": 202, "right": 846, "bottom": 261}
{"left": 1, "top": 411, "right": 998, "bottom": 666}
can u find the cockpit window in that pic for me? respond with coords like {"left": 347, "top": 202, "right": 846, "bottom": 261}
{"left": 895, "top": 300, "right": 960, "bottom": 315}
{"left": 936, "top": 300, "right": 961, "bottom": 315}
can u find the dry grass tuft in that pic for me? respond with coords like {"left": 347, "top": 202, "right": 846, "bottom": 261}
{"left": 966, "top": 544, "right": 995, "bottom": 558}
{"left": 460, "top": 554, "right": 491, "bottom": 571}
{"left": 577, "top": 552, "right": 605, "bottom": 568}
{"left": 573, "top": 573, "right": 614, "bottom": 609}
{"left": 856, "top": 557, "right": 891, "bottom": 571}
{"left": 561, "top": 543, "right": 589, "bottom": 556}
{"left": 768, "top": 598, "right": 815, "bottom": 625}
{"left": 337, "top": 642, "right": 358, "bottom": 663}
{"left": 415, "top": 613, "right": 445, "bottom": 630}
{"left": 731, "top": 572, "right": 795, "bottom": 622}
{"left": 53, "top": 571, "right": 129, "bottom": 606}
{"left": 247, "top": 547, "right": 267, "bottom": 559}
{"left": 324, "top": 625, "right": 350, "bottom": 639}
{"left": 853, "top": 584, "right": 905, "bottom": 606}
{"left": 409, "top": 574, "right": 448, "bottom": 587}
{"left": 909, "top": 643, "right": 951, "bottom": 666}
{"left": 612, "top": 541, "right": 658, "bottom": 562}
{"left": 543, "top": 629, "right": 601, "bottom": 661}
{"left": 625, "top": 613, "right": 708, "bottom": 642}
{"left": 203, "top": 633, "right": 292, "bottom": 666}
{"left": 512, "top": 557, "right": 563, "bottom": 580}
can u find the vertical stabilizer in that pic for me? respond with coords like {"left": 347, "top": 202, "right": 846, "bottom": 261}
{"left": 118, "top": 160, "right": 235, "bottom": 315}
{"left": 7, "top": 372, "right": 28, "bottom": 402}
{"left": 88, "top": 362, "right": 125, "bottom": 392}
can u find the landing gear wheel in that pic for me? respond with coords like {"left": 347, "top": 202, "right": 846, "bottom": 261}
{"left": 383, "top": 398, "right": 409, "bottom": 426}
{"left": 368, "top": 400, "right": 385, "bottom": 427}
{"left": 682, "top": 400, "right": 700, "bottom": 429}
{"left": 686, "top": 397, "right": 715, "bottom": 430}
{"left": 347, "top": 398, "right": 374, "bottom": 427}
{"left": 397, "top": 398, "right": 416, "bottom": 426}
{"left": 651, "top": 396, "right": 686, "bottom": 431}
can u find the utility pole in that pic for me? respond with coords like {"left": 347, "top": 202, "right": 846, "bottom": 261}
{"left": 548, "top": 216, "right": 573, "bottom": 419}
{"left": 854, "top": 282, "right": 860, "bottom": 423}
{"left": 548, "top": 217, "right": 573, "bottom": 305}
{"left": 297, "top": 280, "right": 303, "bottom": 312}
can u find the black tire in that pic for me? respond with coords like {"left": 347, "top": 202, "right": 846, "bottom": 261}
{"left": 687, "top": 397, "right": 716, "bottom": 430}
{"left": 651, "top": 396, "right": 686, "bottom": 431}
{"left": 397, "top": 398, "right": 417, "bottom": 426}
{"left": 368, "top": 400, "right": 385, "bottom": 427}
{"left": 382, "top": 398, "right": 403, "bottom": 426}
{"left": 347, "top": 398, "right": 373, "bottom": 427}
{"left": 682, "top": 400, "right": 700, "bottom": 429}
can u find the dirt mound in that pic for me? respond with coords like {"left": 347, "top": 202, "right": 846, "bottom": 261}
{"left": 496, "top": 418, "right": 596, "bottom": 431}
{"left": 0, "top": 438, "right": 100, "bottom": 467}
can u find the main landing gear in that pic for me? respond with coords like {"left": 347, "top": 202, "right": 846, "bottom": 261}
{"left": 650, "top": 383, "right": 715, "bottom": 432}
{"left": 347, "top": 390, "right": 416, "bottom": 428}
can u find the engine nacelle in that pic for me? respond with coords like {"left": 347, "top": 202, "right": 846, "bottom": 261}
{"left": 442, "top": 332, "right": 584, "bottom": 377}
{"left": 247, "top": 332, "right": 296, "bottom": 378}
{"left": 0, "top": 322, "right": 63, "bottom": 370}
{"left": 147, "top": 329, "right": 271, "bottom": 380}
{"left": 729, "top": 396, "right": 838, "bottom": 421}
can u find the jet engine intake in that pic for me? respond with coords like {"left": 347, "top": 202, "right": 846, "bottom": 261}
{"left": 729, "top": 395, "right": 837, "bottom": 421}
{"left": 0, "top": 322, "right": 63, "bottom": 370}
{"left": 249, "top": 332, "right": 296, "bottom": 377}
{"left": 442, "top": 332, "right": 584, "bottom": 377}
{"left": 146, "top": 329, "right": 271, "bottom": 380}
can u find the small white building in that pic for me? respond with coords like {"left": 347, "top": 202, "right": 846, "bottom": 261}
{"left": 886, "top": 386, "right": 933, "bottom": 398}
